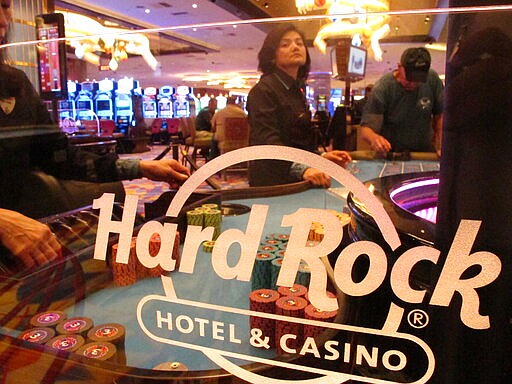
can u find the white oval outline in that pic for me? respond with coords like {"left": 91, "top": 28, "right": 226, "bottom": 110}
{"left": 162, "top": 145, "right": 413, "bottom": 383}
{"left": 137, "top": 294, "right": 435, "bottom": 384}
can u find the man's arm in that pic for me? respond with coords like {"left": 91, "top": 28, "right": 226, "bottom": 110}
{"left": 360, "top": 125, "right": 392, "bottom": 153}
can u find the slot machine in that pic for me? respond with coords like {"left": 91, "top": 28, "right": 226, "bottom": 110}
{"left": 216, "top": 94, "right": 227, "bottom": 110}
{"left": 75, "top": 81, "right": 98, "bottom": 122}
{"left": 173, "top": 86, "right": 196, "bottom": 118}
{"left": 199, "top": 94, "right": 211, "bottom": 111}
{"left": 157, "top": 86, "right": 174, "bottom": 119}
{"left": 142, "top": 87, "right": 158, "bottom": 119}
{"left": 58, "top": 81, "right": 78, "bottom": 122}
{"left": 95, "top": 79, "right": 116, "bottom": 121}
{"left": 115, "top": 77, "right": 136, "bottom": 135}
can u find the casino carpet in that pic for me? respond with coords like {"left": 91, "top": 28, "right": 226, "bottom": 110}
{"left": 119, "top": 144, "right": 249, "bottom": 215}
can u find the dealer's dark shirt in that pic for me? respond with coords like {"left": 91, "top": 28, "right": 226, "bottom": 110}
{"left": 247, "top": 69, "right": 316, "bottom": 186}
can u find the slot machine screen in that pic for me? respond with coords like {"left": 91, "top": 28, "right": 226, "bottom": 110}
{"left": 96, "top": 100, "right": 111, "bottom": 111}
{"left": 77, "top": 100, "right": 92, "bottom": 111}
{"left": 35, "top": 13, "right": 68, "bottom": 100}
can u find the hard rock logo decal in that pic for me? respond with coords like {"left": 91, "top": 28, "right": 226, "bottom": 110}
{"left": 93, "top": 145, "right": 501, "bottom": 384}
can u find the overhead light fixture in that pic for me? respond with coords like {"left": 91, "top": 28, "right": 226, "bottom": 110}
{"left": 58, "top": 11, "right": 159, "bottom": 71}
{"left": 296, "top": 0, "right": 391, "bottom": 61}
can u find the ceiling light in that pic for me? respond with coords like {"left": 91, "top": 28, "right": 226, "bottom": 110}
{"left": 145, "top": 9, "right": 151, "bottom": 14}
{"left": 192, "top": 3, "right": 198, "bottom": 8}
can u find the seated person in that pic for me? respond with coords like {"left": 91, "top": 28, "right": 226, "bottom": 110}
{"left": 209, "top": 96, "right": 247, "bottom": 159}
{"left": 0, "top": 62, "right": 190, "bottom": 270}
{"left": 194, "top": 98, "right": 217, "bottom": 157}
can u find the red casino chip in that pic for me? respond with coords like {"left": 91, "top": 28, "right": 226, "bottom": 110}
{"left": 111, "top": 239, "right": 138, "bottom": 286}
{"left": 275, "top": 296, "right": 308, "bottom": 355}
{"left": 46, "top": 334, "right": 85, "bottom": 352}
{"left": 77, "top": 341, "right": 117, "bottom": 361}
{"left": 249, "top": 289, "right": 280, "bottom": 348}
{"left": 277, "top": 284, "right": 308, "bottom": 298}
{"left": 304, "top": 290, "right": 336, "bottom": 303}
{"left": 29, "top": 310, "right": 67, "bottom": 328}
{"left": 87, "top": 323, "right": 125, "bottom": 345}
{"left": 19, "top": 327, "right": 55, "bottom": 344}
{"left": 304, "top": 303, "right": 338, "bottom": 339}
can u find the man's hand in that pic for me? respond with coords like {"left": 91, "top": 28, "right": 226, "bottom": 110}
{"left": 322, "top": 150, "right": 352, "bottom": 167}
{"left": 302, "top": 167, "right": 331, "bottom": 188}
{"left": 0, "top": 209, "right": 62, "bottom": 268}
{"left": 139, "top": 159, "right": 190, "bottom": 189}
{"left": 361, "top": 126, "right": 392, "bottom": 153}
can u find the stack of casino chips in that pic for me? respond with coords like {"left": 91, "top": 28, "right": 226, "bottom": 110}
{"left": 18, "top": 311, "right": 125, "bottom": 363}
{"left": 186, "top": 204, "right": 223, "bottom": 242}
{"left": 249, "top": 289, "right": 280, "bottom": 348}
{"left": 307, "top": 210, "right": 351, "bottom": 242}
{"left": 111, "top": 232, "right": 180, "bottom": 286}
{"left": 303, "top": 304, "right": 338, "bottom": 340}
{"left": 274, "top": 296, "right": 308, "bottom": 355}
{"left": 252, "top": 233, "right": 330, "bottom": 291}
{"left": 18, "top": 311, "right": 63, "bottom": 347}
{"left": 248, "top": 286, "right": 339, "bottom": 356}
{"left": 251, "top": 252, "right": 277, "bottom": 291}
{"left": 86, "top": 323, "right": 126, "bottom": 365}
{"left": 111, "top": 238, "right": 138, "bottom": 286}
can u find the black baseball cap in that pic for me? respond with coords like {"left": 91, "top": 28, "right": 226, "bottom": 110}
{"left": 400, "top": 47, "right": 431, "bottom": 82}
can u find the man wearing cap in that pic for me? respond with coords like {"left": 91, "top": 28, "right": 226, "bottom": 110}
{"left": 360, "top": 47, "right": 444, "bottom": 155}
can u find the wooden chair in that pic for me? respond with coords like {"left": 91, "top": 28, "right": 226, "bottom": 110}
{"left": 181, "top": 116, "right": 212, "bottom": 167}
{"left": 219, "top": 116, "right": 249, "bottom": 180}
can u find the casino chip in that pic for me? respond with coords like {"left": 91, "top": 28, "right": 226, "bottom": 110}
{"left": 153, "top": 361, "right": 189, "bottom": 371}
{"left": 87, "top": 323, "right": 125, "bottom": 345}
{"left": 56, "top": 317, "right": 94, "bottom": 336}
{"left": 19, "top": 327, "right": 55, "bottom": 344}
{"left": 77, "top": 341, "right": 117, "bottom": 361}
{"left": 249, "top": 289, "right": 280, "bottom": 348}
{"left": 277, "top": 284, "right": 307, "bottom": 298}
{"left": 46, "top": 334, "right": 85, "bottom": 352}
{"left": 202, "top": 240, "right": 215, "bottom": 253}
{"left": 251, "top": 252, "right": 277, "bottom": 291}
{"left": 30, "top": 310, "right": 67, "bottom": 328}
{"left": 275, "top": 296, "right": 308, "bottom": 355}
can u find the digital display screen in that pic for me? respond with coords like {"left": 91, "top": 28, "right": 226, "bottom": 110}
{"left": 77, "top": 100, "right": 92, "bottom": 110}
{"left": 159, "top": 100, "right": 171, "bottom": 111}
{"left": 59, "top": 100, "right": 72, "bottom": 110}
{"left": 35, "top": 14, "right": 67, "bottom": 100}
{"left": 96, "top": 100, "right": 111, "bottom": 111}
{"left": 347, "top": 45, "right": 367, "bottom": 77}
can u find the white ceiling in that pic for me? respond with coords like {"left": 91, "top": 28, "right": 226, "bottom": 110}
{"left": 56, "top": 0, "right": 449, "bottom": 92}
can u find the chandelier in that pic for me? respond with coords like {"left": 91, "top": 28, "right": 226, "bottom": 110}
{"left": 295, "top": 0, "right": 390, "bottom": 61}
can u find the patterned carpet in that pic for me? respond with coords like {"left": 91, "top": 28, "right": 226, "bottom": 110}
{"left": 119, "top": 144, "right": 249, "bottom": 215}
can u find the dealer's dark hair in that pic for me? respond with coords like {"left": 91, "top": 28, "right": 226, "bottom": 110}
{"left": 257, "top": 23, "right": 311, "bottom": 80}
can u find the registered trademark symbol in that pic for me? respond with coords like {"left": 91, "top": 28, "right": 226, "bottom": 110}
{"left": 407, "top": 309, "right": 430, "bottom": 328}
